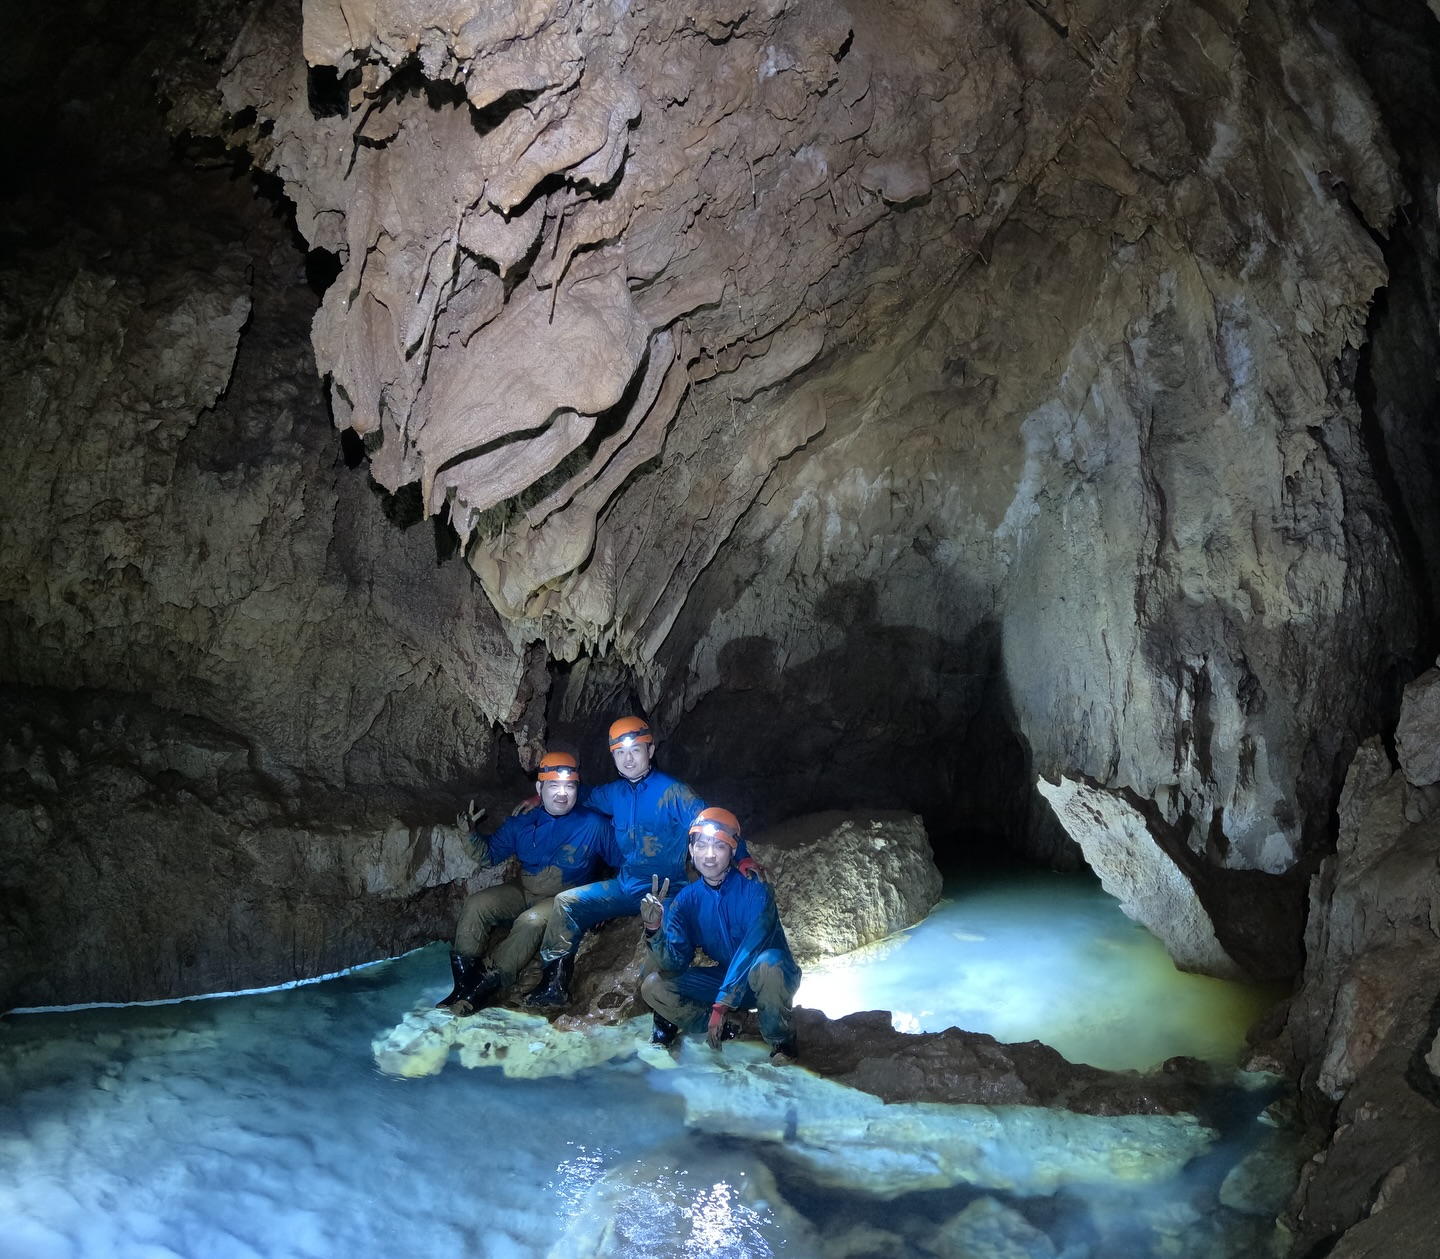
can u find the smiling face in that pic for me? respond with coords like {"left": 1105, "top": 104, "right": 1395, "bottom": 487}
{"left": 611, "top": 738, "right": 654, "bottom": 782}
{"left": 689, "top": 832, "right": 734, "bottom": 884}
{"left": 538, "top": 777, "right": 577, "bottom": 816}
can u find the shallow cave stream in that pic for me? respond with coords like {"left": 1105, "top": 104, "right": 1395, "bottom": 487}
{"left": 2, "top": 870, "right": 1294, "bottom": 1259}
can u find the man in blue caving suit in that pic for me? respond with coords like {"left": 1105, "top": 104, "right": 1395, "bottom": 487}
{"left": 524, "top": 716, "right": 764, "bottom": 1008}
{"left": 639, "top": 806, "right": 801, "bottom": 1063}
{"left": 437, "top": 750, "right": 616, "bottom": 1014}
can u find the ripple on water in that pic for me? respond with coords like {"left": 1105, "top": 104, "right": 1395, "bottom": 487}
{"left": 0, "top": 869, "right": 1299, "bottom": 1258}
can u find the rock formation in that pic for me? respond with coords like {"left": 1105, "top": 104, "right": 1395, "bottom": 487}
{"left": 187, "top": 0, "right": 1427, "bottom": 902}
{"left": 4, "top": 3, "right": 1440, "bottom": 1252}
{"left": 1261, "top": 663, "right": 1440, "bottom": 1257}
{"left": 2, "top": 15, "right": 1440, "bottom": 1259}
{"left": 746, "top": 810, "right": 942, "bottom": 961}
{"left": 3, "top": 0, "right": 1436, "bottom": 1008}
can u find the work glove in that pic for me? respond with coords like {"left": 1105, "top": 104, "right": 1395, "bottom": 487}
{"left": 736, "top": 856, "right": 767, "bottom": 882}
{"left": 706, "top": 1003, "right": 730, "bottom": 1051}
{"left": 640, "top": 875, "right": 670, "bottom": 934}
{"left": 456, "top": 799, "right": 486, "bottom": 834}
{"left": 510, "top": 794, "right": 541, "bottom": 817}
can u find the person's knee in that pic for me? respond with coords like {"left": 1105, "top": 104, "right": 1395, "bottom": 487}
{"left": 519, "top": 909, "right": 546, "bottom": 930}
{"left": 750, "top": 960, "right": 780, "bottom": 989}
{"left": 640, "top": 971, "right": 666, "bottom": 1006}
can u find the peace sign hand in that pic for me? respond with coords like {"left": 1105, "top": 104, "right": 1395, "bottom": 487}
{"left": 640, "top": 875, "right": 671, "bottom": 933}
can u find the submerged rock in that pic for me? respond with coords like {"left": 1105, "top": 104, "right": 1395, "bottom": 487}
{"left": 921, "top": 1197, "right": 1058, "bottom": 1259}
{"left": 545, "top": 1144, "right": 820, "bottom": 1259}
{"left": 1218, "top": 1131, "right": 1307, "bottom": 1219}
{"left": 746, "top": 811, "right": 943, "bottom": 963}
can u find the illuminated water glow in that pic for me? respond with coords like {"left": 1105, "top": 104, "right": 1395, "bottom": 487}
{"left": 0, "top": 870, "right": 1293, "bottom": 1257}
{"left": 797, "top": 868, "right": 1284, "bottom": 1070}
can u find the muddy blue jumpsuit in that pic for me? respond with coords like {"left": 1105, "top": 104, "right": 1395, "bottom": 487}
{"left": 536, "top": 769, "right": 750, "bottom": 963}
{"left": 640, "top": 866, "right": 801, "bottom": 1047}
{"left": 457, "top": 806, "right": 616, "bottom": 982}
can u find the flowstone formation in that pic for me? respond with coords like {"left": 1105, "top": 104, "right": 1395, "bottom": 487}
{"left": 194, "top": 0, "right": 1421, "bottom": 938}
{"left": 372, "top": 1006, "right": 1216, "bottom": 1197}
{"left": 3, "top": 0, "right": 1437, "bottom": 1016}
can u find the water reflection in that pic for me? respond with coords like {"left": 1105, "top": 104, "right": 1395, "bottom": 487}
{"left": 0, "top": 869, "right": 1296, "bottom": 1258}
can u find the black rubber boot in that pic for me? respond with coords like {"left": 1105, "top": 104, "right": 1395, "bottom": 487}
{"left": 459, "top": 969, "right": 506, "bottom": 1013}
{"left": 436, "top": 953, "right": 487, "bottom": 1008}
{"left": 650, "top": 1014, "right": 681, "bottom": 1048}
{"left": 768, "top": 1033, "right": 799, "bottom": 1064}
{"left": 523, "top": 953, "right": 574, "bottom": 1009}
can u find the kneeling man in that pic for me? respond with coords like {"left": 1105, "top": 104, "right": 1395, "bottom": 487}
{"left": 439, "top": 751, "right": 614, "bottom": 1014}
{"left": 639, "top": 807, "right": 800, "bottom": 1063}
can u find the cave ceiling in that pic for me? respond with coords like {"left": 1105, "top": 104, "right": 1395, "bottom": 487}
{"left": 154, "top": 0, "right": 1422, "bottom": 869}
{"left": 2, "top": 0, "right": 1437, "bottom": 989}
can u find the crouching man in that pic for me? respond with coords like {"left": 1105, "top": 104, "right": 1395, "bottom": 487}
{"left": 438, "top": 751, "right": 615, "bottom": 1014}
{"left": 639, "top": 807, "right": 800, "bottom": 1064}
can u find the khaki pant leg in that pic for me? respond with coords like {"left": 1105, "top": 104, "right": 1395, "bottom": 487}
{"left": 639, "top": 971, "right": 709, "bottom": 1033}
{"left": 487, "top": 896, "right": 554, "bottom": 984}
{"left": 454, "top": 883, "right": 529, "bottom": 957}
{"left": 748, "top": 958, "right": 800, "bottom": 1046}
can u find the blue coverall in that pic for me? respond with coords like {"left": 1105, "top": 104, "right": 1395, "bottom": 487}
{"left": 456, "top": 805, "right": 615, "bottom": 978}
{"left": 537, "top": 768, "right": 750, "bottom": 962}
{"left": 642, "top": 866, "right": 801, "bottom": 1046}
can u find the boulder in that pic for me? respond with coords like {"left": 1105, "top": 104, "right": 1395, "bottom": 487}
{"left": 921, "top": 1198, "right": 1056, "bottom": 1259}
{"left": 746, "top": 811, "right": 943, "bottom": 963}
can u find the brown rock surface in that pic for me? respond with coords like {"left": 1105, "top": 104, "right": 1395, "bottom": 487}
{"left": 788, "top": 1007, "right": 1210, "bottom": 1117}
{"left": 1272, "top": 701, "right": 1440, "bottom": 1255}
{"left": 746, "top": 810, "right": 942, "bottom": 962}
{"left": 3, "top": 0, "right": 1438, "bottom": 1017}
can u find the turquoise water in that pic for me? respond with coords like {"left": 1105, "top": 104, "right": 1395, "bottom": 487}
{"left": 798, "top": 869, "right": 1285, "bottom": 1071}
{"left": 0, "top": 871, "right": 1292, "bottom": 1258}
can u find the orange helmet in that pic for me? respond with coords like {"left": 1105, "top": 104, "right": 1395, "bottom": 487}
{"left": 689, "top": 807, "right": 741, "bottom": 849}
{"left": 536, "top": 751, "right": 579, "bottom": 782}
{"left": 608, "top": 716, "right": 654, "bottom": 751}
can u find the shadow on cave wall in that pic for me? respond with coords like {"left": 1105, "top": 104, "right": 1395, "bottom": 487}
{"left": 549, "top": 582, "right": 1079, "bottom": 872}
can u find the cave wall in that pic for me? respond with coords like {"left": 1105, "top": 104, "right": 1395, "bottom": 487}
{"left": 197, "top": 0, "right": 1422, "bottom": 890}
{"left": 2, "top": 0, "right": 1438, "bottom": 1006}
{"left": 0, "top": 0, "right": 535, "bottom": 1006}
